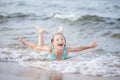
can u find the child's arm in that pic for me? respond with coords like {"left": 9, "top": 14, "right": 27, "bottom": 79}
{"left": 67, "top": 40, "right": 97, "bottom": 53}
{"left": 18, "top": 37, "right": 51, "bottom": 52}
{"left": 19, "top": 26, "right": 52, "bottom": 52}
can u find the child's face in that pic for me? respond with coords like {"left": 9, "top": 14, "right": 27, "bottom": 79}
{"left": 52, "top": 34, "right": 66, "bottom": 50}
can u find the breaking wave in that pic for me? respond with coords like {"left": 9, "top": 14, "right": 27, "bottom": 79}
{"left": 0, "top": 48, "right": 120, "bottom": 77}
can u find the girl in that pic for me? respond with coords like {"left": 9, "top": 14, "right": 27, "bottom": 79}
{"left": 19, "top": 26, "right": 97, "bottom": 60}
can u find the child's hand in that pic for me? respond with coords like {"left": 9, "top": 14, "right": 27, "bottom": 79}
{"left": 89, "top": 40, "right": 97, "bottom": 48}
{"left": 18, "top": 37, "right": 25, "bottom": 45}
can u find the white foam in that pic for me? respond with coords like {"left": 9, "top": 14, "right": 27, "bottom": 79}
{"left": 0, "top": 48, "right": 120, "bottom": 77}
{"left": 54, "top": 14, "right": 80, "bottom": 22}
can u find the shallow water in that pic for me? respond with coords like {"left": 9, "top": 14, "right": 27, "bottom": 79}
{"left": 0, "top": 0, "right": 120, "bottom": 77}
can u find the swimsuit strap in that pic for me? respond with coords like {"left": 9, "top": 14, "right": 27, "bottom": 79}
{"left": 61, "top": 46, "right": 67, "bottom": 59}
{"left": 51, "top": 45, "right": 57, "bottom": 60}
{"left": 51, "top": 45, "right": 67, "bottom": 60}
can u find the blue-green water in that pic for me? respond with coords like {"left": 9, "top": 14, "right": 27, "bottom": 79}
{"left": 0, "top": 0, "right": 120, "bottom": 77}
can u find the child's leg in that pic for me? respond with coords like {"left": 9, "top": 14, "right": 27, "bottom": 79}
{"left": 58, "top": 26, "right": 64, "bottom": 34}
{"left": 18, "top": 26, "right": 44, "bottom": 49}
{"left": 35, "top": 26, "right": 44, "bottom": 47}
{"left": 19, "top": 38, "right": 37, "bottom": 48}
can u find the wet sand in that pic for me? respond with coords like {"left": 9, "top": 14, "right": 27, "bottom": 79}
{"left": 0, "top": 61, "right": 119, "bottom": 80}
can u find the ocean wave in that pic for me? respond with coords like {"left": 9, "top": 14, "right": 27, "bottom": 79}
{"left": 0, "top": 48, "right": 120, "bottom": 77}
{"left": 54, "top": 14, "right": 120, "bottom": 23}
{"left": 111, "top": 33, "right": 120, "bottom": 39}
{"left": 0, "top": 13, "right": 35, "bottom": 19}
{"left": 114, "top": 5, "right": 120, "bottom": 9}
{"left": 101, "top": 31, "right": 113, "bottom": 37}
{"left": 0, "top": 13, "right": 53, "bottom": 21}
{"left": 117, "top": 18, "right": 120, "bottom": 21}
{"left": 54, "top": 14, "right": 106, "bottom": 22}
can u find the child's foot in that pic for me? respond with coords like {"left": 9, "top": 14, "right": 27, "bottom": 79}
{"left": 58, "top": 26, "right": 64, "bottom": 33}
{"left": 18, "top": 38, "right": 25, "bottom": 45}
{"left": 35, "top": 26, "right": 44, "bottom": 34}
{"left": 90, "top": 40, "right": 97, "bottom": 48}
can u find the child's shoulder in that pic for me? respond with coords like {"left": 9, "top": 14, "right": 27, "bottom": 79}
{"left": 47, "top": 45, "right": 52, "bottom": 53}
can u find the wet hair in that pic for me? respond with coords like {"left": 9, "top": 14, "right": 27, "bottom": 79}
{"left": 51, "top": 33, "right": 66, "bottom": 45}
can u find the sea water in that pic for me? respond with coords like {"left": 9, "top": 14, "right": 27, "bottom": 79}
{"left": 0, "top": 0, "right": 120, "bottom": 77}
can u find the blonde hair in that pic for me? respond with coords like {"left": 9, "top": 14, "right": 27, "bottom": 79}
{"left": 51, "top": 33, "right": 66, "bottom": 45}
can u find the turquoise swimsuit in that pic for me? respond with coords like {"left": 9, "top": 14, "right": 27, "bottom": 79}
{"left": 45, "top": 46, "right": 67, "bottom": 60}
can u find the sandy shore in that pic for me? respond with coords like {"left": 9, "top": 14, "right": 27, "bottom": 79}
{"left": 0, "top": 61, "right": 119, "bottom": 80}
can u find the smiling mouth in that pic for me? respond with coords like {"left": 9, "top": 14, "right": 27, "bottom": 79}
{"left": 58, "top": 44, "right": 63, "bottom": 46}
